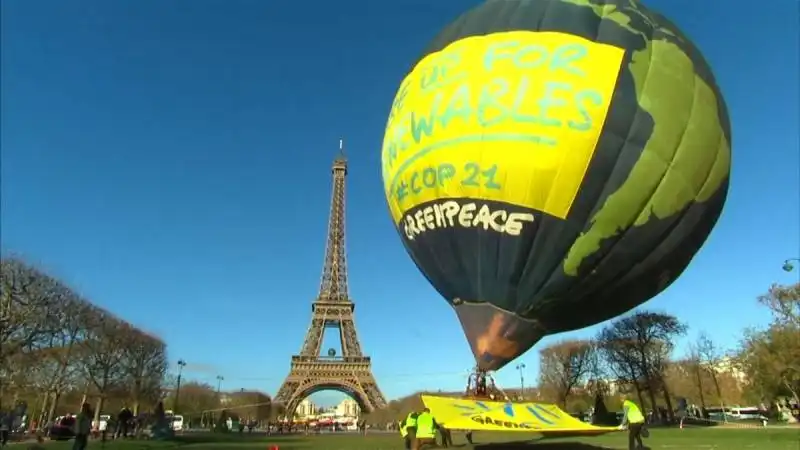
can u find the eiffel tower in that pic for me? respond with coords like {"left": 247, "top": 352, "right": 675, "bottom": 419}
{"left": 273, "top": 141, "right": 387, "bottom": 416}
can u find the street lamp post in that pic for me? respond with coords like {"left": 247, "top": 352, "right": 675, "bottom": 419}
{"left": 782, "top": 258, "right": 799, "bottom": 272}
{"left": 515, "top": 363, "right": 526, "bottom": 400}
{"left": 174, "top": 360, "right": 187, "bottom": 413}
{"left": 213, "top": 375, "right": 224, "bottom": 429}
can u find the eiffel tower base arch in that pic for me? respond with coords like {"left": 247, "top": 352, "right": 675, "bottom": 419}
{"left": 275, "top": 357, "right": 386, "bottom": 417}
{"left": 283, "top": 380, "right": 371, "bottom": 418}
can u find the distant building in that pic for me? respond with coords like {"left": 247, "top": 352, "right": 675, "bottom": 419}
{"left": 584, "top": 378, "right": 621, "bottom": 395}
{"left": 335, "top": 399, "right": 360, "bottom": 418}
{"left": 296, "top": 399, "right": 316, "bottom": 417}
{"left": 670, "top": 356, "right": 749, "bottom": 385}
{"left": 709, "top": 356, "right": 748, "bottom": 384}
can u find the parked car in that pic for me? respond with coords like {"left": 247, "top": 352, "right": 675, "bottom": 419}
{"left": 49, "top": 416, "right": 76, "bottom": 441}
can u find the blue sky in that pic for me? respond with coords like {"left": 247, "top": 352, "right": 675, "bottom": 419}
{"left": 2, "top": 0, "right": 798, "bottom": 408}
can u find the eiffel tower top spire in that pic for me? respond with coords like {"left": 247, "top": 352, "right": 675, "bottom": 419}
{"left": 318, "top": 139, "right": 350, "bottom": 303}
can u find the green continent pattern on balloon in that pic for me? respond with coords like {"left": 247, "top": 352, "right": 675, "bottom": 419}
{"left": 560, "top": 0, "right": 731, "bottom": 276}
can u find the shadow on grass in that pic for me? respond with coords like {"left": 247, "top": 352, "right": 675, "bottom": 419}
{"left": 173, "top": 433, "right": 306, "bottom": 444}
{"left": 170, "top": 433, "right": 362, "bottom": 450}
{"left": 474, "top": 442, "right": 619, "bottom": 449}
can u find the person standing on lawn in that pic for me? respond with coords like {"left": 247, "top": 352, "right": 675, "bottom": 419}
{"left": 619, "top": 395, "right": 646, "bottom": 450}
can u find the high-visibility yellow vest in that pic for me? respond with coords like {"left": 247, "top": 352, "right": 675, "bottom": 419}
{"left": 416, "top": 412, "right": 435, "bottom": 439}
{"left": 623, "top": 400, "right": 645, "bottom": 424}
{"left": 401, "top": 412, "right": 418, "bottom": 438}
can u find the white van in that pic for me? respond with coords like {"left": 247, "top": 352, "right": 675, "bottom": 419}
{"left": 730, "top": 407, "right": 768, "bottom": 425}
{"left": 171, "top": 415, "right": 184, "bottom": 431}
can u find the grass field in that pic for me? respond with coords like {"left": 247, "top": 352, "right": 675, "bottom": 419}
{"left": 37, "top": 427, "right": 799, "bottom": 450}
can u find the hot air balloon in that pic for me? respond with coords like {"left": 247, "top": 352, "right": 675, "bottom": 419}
{"left": 381, "top": 0, "right": 731, "bottom": 372}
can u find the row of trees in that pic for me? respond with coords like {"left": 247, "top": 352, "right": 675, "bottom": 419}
{"left": 536, "top": 282, "right": 800, "bottom": 419}
{"left": 161, "top": 382, "right": 275, "bottom": 425}
{"left": 1, "top": 257, "right": 168, "bottom": 425}
{"left": 1, "top": 256, "right": 308, "bottom": 429}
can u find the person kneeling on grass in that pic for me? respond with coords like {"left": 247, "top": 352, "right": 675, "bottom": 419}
{"left": 618, "top": 395, "right": 646, "bottom": 450}
{"left": 400, "top": 411, "right": 419, "bottom": 450}
{"left": 413, "top": 408, "right": 440, "bottom": 450}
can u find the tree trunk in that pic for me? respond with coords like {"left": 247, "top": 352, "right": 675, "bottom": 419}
{"left": 38, "top": 392, "right": 51, "bottom": 429}
{"left": 661, "top": 379, "right": 675, "bottom": 422}
{"left": 646, "top": 387, "right": 658, "bottom": 421}
{"left": 92, "top": 373, "right": 110, "bottom": 423}
{"left": 709, "top": 370, "right": 726, "bottom": 422}
{"left": 694, "top": 366, "right": 707, "bottom": 408}
{"left": 635, "top": 384, "right": 646, "bottom": 413}
{"left": 95, "top": 397, "right": 105, "bottom": 423}
{"left": 637, "top": 350, "right": 658, "bottom": 420}
{"left": 560, "top": 385, "right": 570, "bottom": 409}
{"left": 782, "top": 378, "right": 799, "bottom": 403}
{"left": 131, "top": 381, "right": 141, "bottom": 416}
{"left": 47, "top": 391, "right": 62, "bottom": 424}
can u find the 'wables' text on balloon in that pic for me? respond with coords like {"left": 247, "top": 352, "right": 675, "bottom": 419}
{"left": 383, "top": 39, "right": 606, "bottom": 178}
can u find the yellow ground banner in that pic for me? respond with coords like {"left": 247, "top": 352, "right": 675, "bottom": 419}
{"left": 421, "top": 395, "right": 619, "bottom": 436}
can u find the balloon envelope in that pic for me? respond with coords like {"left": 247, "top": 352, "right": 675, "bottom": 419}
{"left": 381, "top": 0, "right": 731, "bottom": 370}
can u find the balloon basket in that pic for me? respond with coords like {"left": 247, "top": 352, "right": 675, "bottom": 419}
{"left": 464, "top": 368, "right": 511, "bottom": 401}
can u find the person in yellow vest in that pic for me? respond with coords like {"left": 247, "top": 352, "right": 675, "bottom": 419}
{"left": 619, "top": 396, "right": 646, "bottom": 450}
{"left": 399, "top": 411, "right": 418, "bottom": 450}
{"left": 413, "top": 407, "right": 438, "bottom": 450}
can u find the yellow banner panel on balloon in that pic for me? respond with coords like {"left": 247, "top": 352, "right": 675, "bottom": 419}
{"left": 382, "top": 31, "right": 625, "bottom": 223}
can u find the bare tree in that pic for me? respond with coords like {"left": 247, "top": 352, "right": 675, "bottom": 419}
{"left": 1, "top": 257, "right": 172, "bottom": 424}
{"left": 597, "top": 335, "right": 647, "bottom": 407}
{"left": 581, "top": 349, "right": 619, "bottom": 425}
{"left": 666, "top": 356, "right": 746, "bottom": 411}
{"left": 597, "top": 311, "right": 687, "bottom": 422}
{"left": 649, "top": 339, "right": 678, "bottom": 419}
{"left": 685, "top": 344, "right": 707, "bottom": 409}
{"left": 79, "top": 308, "right": 129, "bottom": 421}
{"left": 225, "top": 391, "right": 272, "bottom": 423}
{"left": 0, "top": 258, "right": 68, "bottom": 412}
{"left": 39, "top": 296, "right": 92, "bottom": 423}
{"left": 696, "top": 332, "right": 729, "bottom": 419}
{"left": 120, "top": 331, "right": 168, "bottom": 415}
{"left": 538, "top": 339, "right": 595, "bottom": 407}
{"left": 163, "top": 382, "right": 219, "bottom": 423}
{"left": 0, "top": 258, "right": 59, "bottom": 370}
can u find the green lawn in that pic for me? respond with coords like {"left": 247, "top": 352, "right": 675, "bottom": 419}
{"left": 40, "top": 428, "right": 799, "bottom": 450}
